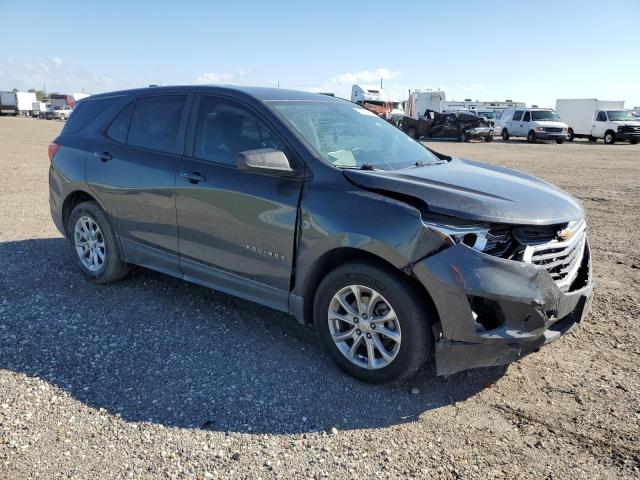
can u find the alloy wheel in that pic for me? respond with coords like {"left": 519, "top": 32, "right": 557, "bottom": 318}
{"left": 327, "top": 285, "right": 401, "bottom": 369}
{"left": 74, "top": 215, "right": 106, "bottom": 272}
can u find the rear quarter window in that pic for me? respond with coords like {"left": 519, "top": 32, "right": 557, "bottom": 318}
{"left": 60, "top": 97, "right": 119, "bottom": 135}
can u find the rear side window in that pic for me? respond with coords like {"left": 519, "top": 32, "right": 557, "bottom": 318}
{"left": 106, "top": 103, "right": 134, "bottom": 144}
{"left": 127, "top": 95, "right": 186, "bottom": 153}
{"left": 512, "top": 110, "right": 523, "bottom": 121}
{"left": 60, "top": 97, "right": 118, "bottom": 134}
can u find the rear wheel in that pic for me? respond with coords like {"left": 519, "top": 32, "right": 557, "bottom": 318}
{"left": 314, "top": 262, "right": 433, "bottom": 384}
{"left": 527, "top": 130, "right": 536, "bottom": 144}
{"left": 68, "top": 201, "right": 129, "bottom": 283}
{"left": 501, "top": 129, "right": 510, "bottom": 141}
{"left": 630, "top": 139, "right": 638, "bottom": 145}
{"left": 604, "top": 131, "right": 615, "bottom": 144}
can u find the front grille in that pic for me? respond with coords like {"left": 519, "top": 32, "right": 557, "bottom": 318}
{"left": 544, "top": 127, "right": 563, "bottom": 133}
{"left": 625, "top": 125, "right": 640, "bottom": 133}
{"left": 522, "top": 219, "right": 587, "bottom": 291}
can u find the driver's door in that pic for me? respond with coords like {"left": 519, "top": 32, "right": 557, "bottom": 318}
{"left": 592, "top": 111, "right": 607, "bottom": 137}
{"left": 175, "top": 95, "right": 304, "bottom": 306}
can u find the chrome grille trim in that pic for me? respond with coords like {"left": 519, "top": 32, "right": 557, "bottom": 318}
{"left": 522, "top": 219, "right": 587, "bottom": 291}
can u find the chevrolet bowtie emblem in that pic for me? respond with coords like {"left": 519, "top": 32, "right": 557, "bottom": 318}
{"left": 558, "top": 228, "right": 574, "bottom": 241}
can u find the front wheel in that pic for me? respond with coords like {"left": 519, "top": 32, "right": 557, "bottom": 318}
{"left": 630, "top": 139, "right": 638, "bottom": 145}
{"left": 556, "top": 137, "right": 565, "bottom": 144}
{"left": 314, "top": 262, "right": 433, "bottom": 384}
{"left": 604, "top": 131, "right": 615, "bottom": 144}
{"left": 501, "top": 129, "right": 510, "bottom": 141}
{"left": 68, "top": 201, "right": 129, "bottom": 283}
{"left": 405, "top": 126, "right": 418, "bottom": 139}
{"left": 485, "top": 135, "right": 494, "bottom": 142}
{"left": 566, "top": 129, "right": 575, "bottom": 141}
{"left": 527, "top": 131, "right": 536, "bottom": 144}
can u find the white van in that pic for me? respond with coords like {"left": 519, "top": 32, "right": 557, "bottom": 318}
{"left": 556, "top": 99, "right": 640, "bottom": 145}
{"left": 500, "top": 108, "right": 568, "bottom": 144}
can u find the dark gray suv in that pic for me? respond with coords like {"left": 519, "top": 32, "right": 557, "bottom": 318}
{"left": 49, "top": 86, "right": 593, "bottom": 383}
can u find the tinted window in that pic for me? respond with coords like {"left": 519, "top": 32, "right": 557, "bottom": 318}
{"left": 194, "top": 96, "right": 284, "bottom": 166}
{"left": 60, "top": 97, "right": 118, "bottom": 134}
{"left": 523, "top": 111, "right": 531, "bottom": 122}
{"left": 596, "top": 111, "right": 606, "bottom": 121}
{"left": 513, "top": 110, "right": 523, "bottom": 121}
{"left": 127, "top": 95, "right": 186, "bottom": 153}
{"left": 106, "top": 103, "right": 133, "bottom": 144}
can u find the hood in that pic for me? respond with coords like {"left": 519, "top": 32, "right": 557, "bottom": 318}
{"left": 534, "top": 120, "right": 568, "bottom": 128}
{"left": 343, "top": 157, "right": 584, "bottom": 225}
{"left": 612, "top": 120, "right": 640, "bottom": 127}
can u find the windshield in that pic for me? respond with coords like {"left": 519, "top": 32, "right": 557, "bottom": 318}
{"left": 607, "top": 110, "right": 636, "bottom": 121}
{"left": 531, "top": 111, "right": 561, "bottom": 121}
{"left": 271, "top": 101, "right": 441, "bottom": 170}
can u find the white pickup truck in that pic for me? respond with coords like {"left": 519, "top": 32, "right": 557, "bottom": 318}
{"left": 556, "top": 99, "right": 640, "bottom": 145}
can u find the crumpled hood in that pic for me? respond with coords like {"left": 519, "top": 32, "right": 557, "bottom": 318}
{"left": 343, "top": 157, "right": 584, "bottom": 225}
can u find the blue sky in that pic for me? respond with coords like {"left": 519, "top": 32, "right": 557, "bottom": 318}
{"left": 1, "top": 0, "right": 639, "bottom": 107}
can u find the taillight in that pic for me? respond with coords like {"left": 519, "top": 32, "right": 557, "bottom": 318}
{"left": 48, "top": 142, "right": 60, "bottom": 161}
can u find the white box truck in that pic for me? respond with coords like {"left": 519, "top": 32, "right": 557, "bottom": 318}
{"left": 406, "top": 90, "right": 446, "bottom": 117}
{"left": 556, "top": 99, "right": 640, "bottom": 145}
{"left": 0, "top": 91, "right": 37, "bottom": 116}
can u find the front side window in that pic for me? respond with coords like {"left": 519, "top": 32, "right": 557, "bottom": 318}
{"left": 193, "top": 96, "right": 284, "bottom": 166}
{"left": 523, "top": 111, "right": 531, "bottom": 122}
{"left": 271, "top": 101, "right": 440, "bottom": 170}
{"left": 513, "top": 110, "right": 523, "bottom": 121}
{"left": 596, "top": 111, "right": 607, "bottom": 122}
{"left": 127, "top": 95, "right": 186, "bottom": 153}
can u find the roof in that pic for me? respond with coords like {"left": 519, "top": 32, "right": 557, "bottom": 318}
{"left": 86, "top": 85, "right": 347, "bottom": 104}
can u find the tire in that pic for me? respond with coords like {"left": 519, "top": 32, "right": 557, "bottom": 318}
{"left": 566, "top": 129, "right": 575, "bottom": 142}
{"left": 406, "top": 126, "right": 418, "bottom": 139}
{"left": 556, "top": 138, "right": 565, "bottom": 144}
{"left": 630, "top": 139, "right": 638, "bottom": 145}
{"left": 67, "top": 201, "right": 129, "bottom": 283}
{"left": 486, "top": 135, "right": 494, "bottom": 142}
{"left": 604, "top": 131, "right": 615, "bottom": 145}
{"left": 527, "top": 131, "right": 536, "bottom": 144}
{"left": 60, "top": 114, "right": 66, "bottom": 121}
{"left": 313, "top": 261, "right": 433, "bottom": 384}
{"left": 588, "top": 136, "right": 597, "bottom": 142}
{"left": 501, "top": 129, "right": 509, "bottom": 141}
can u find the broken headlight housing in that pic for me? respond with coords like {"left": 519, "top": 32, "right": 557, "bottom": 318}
{"left": 424, "top": 222, "right": 513, "bottom": 257}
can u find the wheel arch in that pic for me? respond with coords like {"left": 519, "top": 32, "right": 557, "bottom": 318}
{"left": 296, "top": 246, "right": 439, "bottom": 326}
{"left": 62, "top": 190, "right": 110, "bottom": 236}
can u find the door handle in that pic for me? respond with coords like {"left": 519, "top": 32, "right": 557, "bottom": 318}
{"left": 181, "top": 171, "right": 206, "bottom": 184}
{"left": 94, "top": 151, "right": 112, "bottom": 162}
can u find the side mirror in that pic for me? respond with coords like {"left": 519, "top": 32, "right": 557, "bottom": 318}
{"left": 236, "top": 148, "right": 298, "bottom": 177}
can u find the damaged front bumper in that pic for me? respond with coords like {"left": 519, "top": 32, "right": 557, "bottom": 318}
{"left": 411, "top": 240, "right": 593, "bottom": 375}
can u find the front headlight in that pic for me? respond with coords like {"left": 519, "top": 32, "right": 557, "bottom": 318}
{"left": 535, "top": 127, "right": 545, "bottom": 132}
{"left": 424, "top": 222, "right": 513, "bottom": 257}
{"left": 617, "top": 126, "right": 625, "bottom": 133}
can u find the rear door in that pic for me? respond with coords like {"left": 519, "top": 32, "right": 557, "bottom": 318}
{"left": 175, "top": 94, "right": 304, "bottom": 308}
{"left": 87, "top": 94, "right": 191, "bottom": 275}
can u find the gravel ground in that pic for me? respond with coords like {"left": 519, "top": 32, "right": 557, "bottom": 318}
{"left": 0, "top": 116, "right": 638, "bottom": 479}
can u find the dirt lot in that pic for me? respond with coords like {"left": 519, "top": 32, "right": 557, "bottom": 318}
{"left": 0, "top": 116, "right": 638, "bottom": 479}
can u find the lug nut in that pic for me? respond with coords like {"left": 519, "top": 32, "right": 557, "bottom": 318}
{"left": 356, "top": 329, "right": 361, "bottom": 335}
{"left": 353, "top": 317, "right": 359, "bottom": 323}
{"left": 362, "top": 313, "right": 368, "bottom": 319}
{"left": 366, "top": 333, "right": 372, "bottom": 339}
{"left": 370, "top": 323, "right": 376, "bottom": 329}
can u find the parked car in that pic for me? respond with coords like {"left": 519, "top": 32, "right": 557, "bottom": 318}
{"left": 401, "top": 111, "right": 493, "bottom": 141}
{"left": 555, "top": 99, "right": 640, "bottom": 144}
{"left": 500, "top": 108, "right": 568, "bottom": 143}
{"left": 48, "top": 86, "right": 593, "bottom": 383}
{"left": 47, "top": 105, "right": 73, "bottom": 120}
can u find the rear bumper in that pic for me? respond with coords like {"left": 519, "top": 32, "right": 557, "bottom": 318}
{"left": 411, "top": 240, "right": 593, "bottom": 375}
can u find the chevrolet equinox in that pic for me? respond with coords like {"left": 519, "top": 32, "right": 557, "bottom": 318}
{"left": 49, "top": 86, "right": 594, "bottom": 383}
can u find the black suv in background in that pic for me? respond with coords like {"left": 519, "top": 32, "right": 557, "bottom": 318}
{"left": 401, "top": 110, "right": 494, "bottom": 142}
{"left": 49, "top": 86, "right": 593, "bottom": 383}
